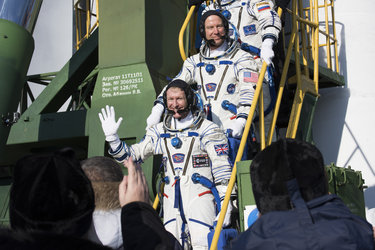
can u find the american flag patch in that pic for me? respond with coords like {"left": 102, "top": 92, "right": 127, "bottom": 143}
{"left": 172, "top": 153, "right": 185, "bottom": 163}
{"left": 214, "top": 144, "right": 229, "bottom": 156}
{"left": 244, "top": 72, "right": 259, "bottom": 83}
{"left": 257, "top": 2, "right": 271, "bottom": 12}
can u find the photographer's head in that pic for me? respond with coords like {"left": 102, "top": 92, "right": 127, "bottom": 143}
{"left": 10, "top": 148, "right": 95, "bottom": 237}
{"left": 250, "top": 139, "right": 328, "bottom": 215}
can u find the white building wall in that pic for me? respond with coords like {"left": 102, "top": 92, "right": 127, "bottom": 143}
{"left": 313, "top": 0, "right": 375, "bottom": 210}
{"left": 28, "top": 0, "right": 72, "bottom": 99}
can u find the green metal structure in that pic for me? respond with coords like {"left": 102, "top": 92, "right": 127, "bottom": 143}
{"left": 0, "top": 2, "right": 365, "bottom": 246}
{"left": 0, "top": 0, "right": 187, "bottom": 225}
{"left": 0, "top": 19, "right": 34, "bottom": 165}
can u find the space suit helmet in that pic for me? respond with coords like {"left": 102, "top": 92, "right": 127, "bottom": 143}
{"left": 163, "top": 79, "right": 198, "bottom": 114}
{"left": 199, "top": 10, "right": 229, "bottom": 42}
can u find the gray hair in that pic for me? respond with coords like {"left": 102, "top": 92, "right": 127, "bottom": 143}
{"left": 81, "top": 156, "right": 123, "bottom": 182}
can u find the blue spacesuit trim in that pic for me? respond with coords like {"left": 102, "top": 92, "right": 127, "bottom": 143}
{"left": 237, "top": 113, "right": 248, "bottom": 119}
{"left": 240, "top": 43, "right": 261, "bottom": 56}
{"left": 110, "top": 141, "right": 124, "bottom": 155}
{"left": 114, "top": 153, "right": 128, "bottom": 162}
{"left": 160, "top": 133, "right": 171, "bottom": 138}
{"left": 154, "top": 96, "right": 165, "bottom": 107}
{"left": 189, "top": 218, "right": 212, "bottom": 228}
{"left": 200, "top": 124, "right": 216, "bottom": 137}
{"left": 164, "top": 218, "right": 176, "bottom": 226}
{"left": 174, "top": 178, "right": 188, "bottom": 225}
{"left": 197, "top": 62, "right": 205, "bottom": 67}
{"left": 262, "top": 33, "right": 277, "bottom": 42}
{"left": 220, "top": 0, "right": 236, "bottom": 7}
{"left": 192, "top": 174, "right": 222, "bottom": 213}
{"left": 188, "top": 132, "right": 199, "bottom": 137}
{"left": 219, "top": 60, "right": 233, "bottom": 65}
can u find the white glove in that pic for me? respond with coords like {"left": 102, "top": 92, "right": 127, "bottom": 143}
{"left": 215, "top": 200, "right": 233, "bottom": 228}
{"left": 227, "top": 118, "right": 247, "bottom": 138}
{"left": 146, "top": 103, "right": 164, "bottom": 130}
{"left": 260, "top": 38, "right": 275, "bottom": 65}
{"left": 98, "top": 105, "right": 123, "bottom": 142}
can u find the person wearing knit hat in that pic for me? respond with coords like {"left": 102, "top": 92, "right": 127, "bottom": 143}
{"left": 0, "top": 148, "right": 111, "bottom": 249}
{"left": 228, "top": 139, "right": 374, "bottom": 250}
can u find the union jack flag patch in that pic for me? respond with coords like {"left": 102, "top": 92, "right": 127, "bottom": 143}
{"left": 244, "top": 72, "right": 259, "bottom": 83}
{"left": 214, "top": 144, "right": 229, "bottom": 156}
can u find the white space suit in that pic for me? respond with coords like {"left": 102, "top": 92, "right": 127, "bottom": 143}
{"left": 205, "top": 0, "right": 281, "bottom": 48}
{"left": 156, "top": 40, "right": 260, "bottom": 137}
{"left": 204, "top": 0, "right": 281, "bottom": 141}
{"left": 109, "top": 112, "right": 232, "bottom": 249}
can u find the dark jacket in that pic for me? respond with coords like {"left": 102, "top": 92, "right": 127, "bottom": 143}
{"left": 0, "top": 227, "right": 111, "bottom": 250}
{"left": 229, "top": 194, "right": 375, "bottom": 250}
{"left": 121, "top": 202, "right": 182, "bottom": 250}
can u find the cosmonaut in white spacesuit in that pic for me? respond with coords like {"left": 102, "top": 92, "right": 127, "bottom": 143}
{"left": 204, "top": 0, "right": 281, "bottom": 65}
{"left": 99, "top": 80, "right": 234, "bottom": 249}
{"left": 147, "top": 11, "right": 261, "bottom": 162}
{"left": 201, "top": 0, "right": 282, "bottom": 142}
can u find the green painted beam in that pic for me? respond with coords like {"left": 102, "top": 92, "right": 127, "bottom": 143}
{"left": 0, "top": 19, "right": 34, "bottom": 167}
{"left": 17, "top": 29, "right": 98, "bottom": 116}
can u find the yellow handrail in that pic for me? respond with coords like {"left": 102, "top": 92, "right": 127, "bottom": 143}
{"left": 74, "top": 0, "right": 99, "bottom": 50}
{"left": 178, "top": 6, "right": 196, "bottom": 61}
{"left": 153, "top": 194, "right": 159, "bottom": 210}
{"left": 210, "top": 6, "right": 283, "bottom": 250}
{"left": 210, "top": 63, "right": 268, "bottom": 250}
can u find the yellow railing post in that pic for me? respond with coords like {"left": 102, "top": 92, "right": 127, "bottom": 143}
{"left": 298, "top": 0, "right": 309, "bottom": 77}
{"left": 74, "top": 0, "right": 99, "bottom": 50}
{"left": 267, "top": 31, "right": 295, "bottom": 146}
{"left": 178, "top": 6, "right": 196, "bottom": 61}
{"left": 331, "top": 0, "right": 339, "bottom": 73}
{"left": 286, "top": 0, "right": 303, "bottom": 139}
{"left": 313, "top": 0, "right": 319, "bottom": 93}
{"left": 209, "top": 64, "right": 268, "bottom": 250}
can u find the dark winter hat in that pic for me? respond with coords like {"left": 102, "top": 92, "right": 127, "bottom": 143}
{"left": 9, "top": 148, "right": 95, "bottom": 237}
{"left": 250, "top": 139, "right": 328, "bottom": 214}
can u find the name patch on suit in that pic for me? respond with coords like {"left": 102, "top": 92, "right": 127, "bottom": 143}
{"left": 172, "top": 153, "right": 185, "bottom": 163}
{"left": 192, "top": 154, "right": 210, "bottom": 168}
{"left": 243, "top": 24, "right": 256, "bottom": 36}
